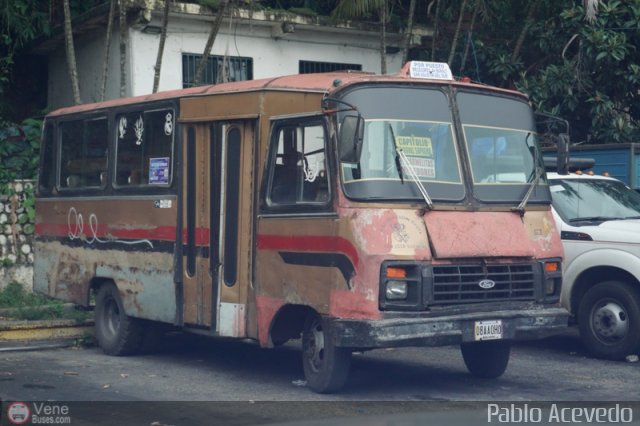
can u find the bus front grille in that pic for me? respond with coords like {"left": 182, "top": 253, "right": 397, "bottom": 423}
{"left": 430, "top": 263, "right": 536, "bottom": 305}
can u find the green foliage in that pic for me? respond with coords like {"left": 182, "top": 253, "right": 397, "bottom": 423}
{"left": 0, "top": 118, "right": 41, "bottom": 185}
{"left": 0, "top": 282, "right": 47, "bottom": 308}
{"left": 455, "top": 0, "right": 640, "bottom": 144}
{"left": 0, "top": 281, "right": 92, "bottom": 322}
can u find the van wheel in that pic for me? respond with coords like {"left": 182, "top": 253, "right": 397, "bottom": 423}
{"left": 95, "top": 283, "right": 143, "bottom": 355}
{"left": 578, "top": 281, "right": 640, "bottom": 360}
{"left": 301, "top": 313, "right": 351, "bottom": 393}
{"left": 461, "top": 340, "right": 511, "bottom": 378}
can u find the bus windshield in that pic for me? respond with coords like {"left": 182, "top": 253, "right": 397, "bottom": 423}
{"left": 338, "top": 87, "right": 550, "bottom": 204}
{"left": 339, "top": 87, "right": 465, "bottom": 202}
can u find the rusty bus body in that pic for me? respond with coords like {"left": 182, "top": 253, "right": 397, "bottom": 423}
{"left": 34, "top": 62, "right": 568, "bottom": 393}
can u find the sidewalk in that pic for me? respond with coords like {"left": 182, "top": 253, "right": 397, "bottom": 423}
{"left": 0, "top": 305, "right": 94, "bottom": 352}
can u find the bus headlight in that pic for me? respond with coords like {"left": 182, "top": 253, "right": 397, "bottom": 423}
{"left": 385, "top": 281, "right": 408, "bottom": 300}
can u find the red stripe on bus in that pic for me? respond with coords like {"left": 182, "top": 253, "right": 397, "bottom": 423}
{"left": 256, "top": 234, "right": 360, "bottom": 268}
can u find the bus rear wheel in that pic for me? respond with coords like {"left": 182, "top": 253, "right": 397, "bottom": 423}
{"left": 460, "top": 340, "right": 511, "bottom": 378}
{"left": 95, "top": 283, "right": 143, "bottom": 355}
{"left": 301, "top": 313, "right": 351, "bottom": 393}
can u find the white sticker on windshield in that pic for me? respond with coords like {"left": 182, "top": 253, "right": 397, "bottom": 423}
{"left": 550, "top": 185, "right": 565, "bottom": 192}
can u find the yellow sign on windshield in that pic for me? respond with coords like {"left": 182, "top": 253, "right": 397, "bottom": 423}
{"left": 396, "top": 136, "right": 433, "bottom": 157}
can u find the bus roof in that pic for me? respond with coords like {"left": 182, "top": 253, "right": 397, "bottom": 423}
{"left": 47, "top": 64, "right": 526, "bottom": 118}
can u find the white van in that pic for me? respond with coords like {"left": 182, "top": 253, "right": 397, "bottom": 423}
{"left": 547, "top": 171, "right": 640, "bottom": 359}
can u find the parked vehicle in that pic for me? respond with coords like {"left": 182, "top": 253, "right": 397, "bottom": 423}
{"left": 547, "top": 143, "right": 640, "bottom": 190}
{"left": 547, "top": 168, "right": 640, "bottom": 359}
{"left": 34, "top": 61, "right": 568, "bottom": 393}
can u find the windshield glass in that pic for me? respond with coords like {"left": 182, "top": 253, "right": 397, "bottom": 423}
{"left": 550, "top": 178, "right": 640, "bottom": 223}
{"left": 457, "top": 91, "right": 549, "bottom": 204}
{"left": 464, "top": 126, "right": 536, "bottom": 183}
{"left": 339, "top": 87, "right": 464, "bottom": 202}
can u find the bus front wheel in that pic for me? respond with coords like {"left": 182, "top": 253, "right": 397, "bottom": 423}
{"left": 95, "top": 283, "right": 143, "bottom": 356}
{"left": 460, "top": 340, "right": 510, "bottom": 378}
{"left": 301, "top": 313, "right": 351, "bottom": 393}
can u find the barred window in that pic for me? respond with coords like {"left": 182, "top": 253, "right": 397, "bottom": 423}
{"left": 299, "top": 60, "right": 362, "bottom": 74}
{"left": 182, "top": 54, "right": 253, "bottom": 87}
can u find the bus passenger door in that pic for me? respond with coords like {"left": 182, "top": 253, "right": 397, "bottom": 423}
{"left": 182, "top": 121, "right": 254, "bottom": 336}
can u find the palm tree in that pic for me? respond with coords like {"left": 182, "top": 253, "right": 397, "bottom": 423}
{"left": 511, "top": 0, "right": 541, "bottom": 62}
{"left": 119, "top": 0, "right": 128, "bottom": 97}
{"left": 62, "top": 0, "right": 81, "bottom": 104}
{"left": 193, "top": 0, "right": 229, "bottom": 86}
{"left": 332, "top": 0, "right": 389, "bottom": 74}
{"left": 584, "top": 0, "right": 599, "bottom": 22}
{"left": 153, "top": 0, "right": 171, "bottom": 93}
{"left": 401, "top": 0, "right": 417, "bottom": 64}
{"left": 99, "top": 0, "right": 116, "bottom": 101}
{"left": 430, "top": 0, "right": 441, "bottom": 61}
{"left": 448, "top": 0, "right": 468, "bottom": 67}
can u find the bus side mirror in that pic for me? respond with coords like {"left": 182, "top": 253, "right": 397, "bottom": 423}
{"left": 339, "top": 115, "right": 364, "bottom": 163}
{"left": 557, "top": 133, "right": 569, "bottom": 175}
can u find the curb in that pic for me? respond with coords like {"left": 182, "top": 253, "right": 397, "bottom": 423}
{"left": 0, "top": 319, "right": 94, "bottom": 352}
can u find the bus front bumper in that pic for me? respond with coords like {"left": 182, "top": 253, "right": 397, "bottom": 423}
{"left": 330, "top": 307, "right": 569, "bottom": 349}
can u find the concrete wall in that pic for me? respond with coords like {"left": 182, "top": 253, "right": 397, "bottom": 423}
{"left": 48, "top": 11, "right": 404, "bottom": 109}
{"left": 0, "top": 181, "right": 35, "bottom": 291}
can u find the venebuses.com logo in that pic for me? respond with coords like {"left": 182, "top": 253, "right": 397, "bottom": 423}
{"left": 7, "top": 402, "right": 30, "bottom": 425}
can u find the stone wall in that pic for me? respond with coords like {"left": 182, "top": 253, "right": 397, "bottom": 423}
{"left": 0, "top": 180, "right": 35, "bottom": 291}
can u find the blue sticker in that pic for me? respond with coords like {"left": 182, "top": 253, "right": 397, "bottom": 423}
{"left": 149, "top": 157, "right": 170, "bottom": 184}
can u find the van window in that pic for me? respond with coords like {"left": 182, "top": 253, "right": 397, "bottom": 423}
{"left": 115, "top": 109, "right": 174, "bottom": 186}
{"left": 266, "top": 119, "right": 329, "bottom": 207}
{"left": 60, "top": 118, "right": 108, "bottom": 189}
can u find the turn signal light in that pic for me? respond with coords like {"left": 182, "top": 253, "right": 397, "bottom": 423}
{"left": 386, "top": 267, "right": 407, "bottom": 278}
{"left": 544, "top": 262, "right": 559, "bottom": 273}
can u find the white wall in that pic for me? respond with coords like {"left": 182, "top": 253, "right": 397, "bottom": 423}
{"left": 48, "top": 15, "right": 404, "bottom": 109}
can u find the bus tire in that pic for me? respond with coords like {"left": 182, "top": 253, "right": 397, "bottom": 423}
{"left": 95, "top": 283, "right": 143, "bottom": 356}
{"left": 301, "top": 313, "right": 351, "bottom": 393}
{"left": 461, "top": 340, "right": 510, "bottom": 378}
{"left": 578, "top": 281, "right": 640, "bottom": 360}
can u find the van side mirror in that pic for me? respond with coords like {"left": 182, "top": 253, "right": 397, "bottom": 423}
{"left": 339, "top": 115, "right": 364, "bottom": 163}
{"left": 557, "top": 133, "right": 570, "bottom": 175}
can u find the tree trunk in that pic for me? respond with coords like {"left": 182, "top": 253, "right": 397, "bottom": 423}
{"left": 62, "top": 0, "right": 81, "bottom": 104}
{"left": 99, "top": 0, "right": 116, "bottom": 101}
{"left": 431, "top": 0, "right": 441, "bottom": 61}
{"left": 511, "top": 0, "right": 540, "bottom": 62}
{"left": 119, "top": 0, "right": 128, "bottom": 98}
{"left": 379, "top": 0, "right": 387, "bottom": 74}
{"left": 153, "top": 0, "right": 171, "bottom": 93}
{"left": 448, "top": 0, "right": 468, "bottom": 67}
{"left": 460, "top": 0, "right": 480, "bottom": 74}
{"left": 401, "top": 0, "right": 416, "bottom": 64}
{"left": 193, "top": 0, "right": 229, "bottom": 86}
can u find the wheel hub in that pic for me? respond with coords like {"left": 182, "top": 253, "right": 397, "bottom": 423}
{"left": 592, "top": 302, "right": 628, "bottom": 341}
{"left": 304, "top": 319, "right": 325, "bottom": 373}
{"left": 104, "top": 298, "right": 121, "bottom": 338}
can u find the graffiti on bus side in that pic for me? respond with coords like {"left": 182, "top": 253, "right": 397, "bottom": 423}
{"left": 67, "top": 207, "right": 153, "bottom": 248}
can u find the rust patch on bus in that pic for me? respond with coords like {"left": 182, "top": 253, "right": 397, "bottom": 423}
{"left": 424, "top": 211, "right": 535, "bottom": 258}
{"left": 255, "top": 295, "right": 285, "bottom": 347}
{"left": 523, "top": 210, "right": 563, "bottom": 258}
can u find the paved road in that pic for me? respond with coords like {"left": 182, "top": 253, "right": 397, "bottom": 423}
{"left": 0, "top": 327, "right": 638, "bottom": 424}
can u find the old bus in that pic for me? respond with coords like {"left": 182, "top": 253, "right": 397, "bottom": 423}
{"left": 35, "top": 61, "right": 568, "bottom": 393}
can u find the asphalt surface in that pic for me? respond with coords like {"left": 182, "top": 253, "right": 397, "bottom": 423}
{"left": 0, "top": 327, "right": 639, "bottom": 425}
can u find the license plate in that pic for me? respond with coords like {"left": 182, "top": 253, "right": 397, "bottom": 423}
{"left": 474, "top": 320, "right": 503, "bottom": 341}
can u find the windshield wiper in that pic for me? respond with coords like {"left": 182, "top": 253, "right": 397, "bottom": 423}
{"left": 387, "top": 124, "right": 404, "bottom": 184}
{"left": 568, "top": 216, "right": 623, "bottom": 223}
{"left": 388, "top": 124, "right": 433, "bottom": 210}
{"left": 512, "top": 164, "right": 542, "bottom": 216}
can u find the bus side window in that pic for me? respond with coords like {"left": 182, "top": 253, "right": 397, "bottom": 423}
{"left": 59, "top": 118, "right": 108, "bottom": 189}
{"left": 266, "top": 119, "right": 329, "bottom": 207}
{"left": 39, "top": 123, "right": 56, "bottom": 194}
{"left": 115, "top": 109, "right": 173, "bottom": 187}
